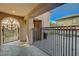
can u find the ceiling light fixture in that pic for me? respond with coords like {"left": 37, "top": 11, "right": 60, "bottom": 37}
{"left": 12, "top": 10, "right": 15, "bottom": 13}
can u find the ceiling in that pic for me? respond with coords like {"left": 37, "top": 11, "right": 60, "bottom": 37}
{"left": 0, "top": 3, "right": 64, "bottom": 18}
{"left": 28, "top": 3, "right": 65, "bottom": 17}
{"left": 0, "top": 3, "right": 39, "bottom": 17}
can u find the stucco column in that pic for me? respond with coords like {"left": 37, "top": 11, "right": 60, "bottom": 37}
{"left": 27, "top": 18, "right": 34, "bottom": 44}
{"left": 19, "top": 20, "right": 29, "bottom": 46}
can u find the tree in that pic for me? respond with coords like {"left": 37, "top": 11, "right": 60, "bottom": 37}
{"left": 50, "top": 22, "right": 55, "bottom": 27}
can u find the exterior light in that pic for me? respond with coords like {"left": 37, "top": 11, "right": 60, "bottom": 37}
{"left": 12, "top": 11, "right": 15, "bottom": 13}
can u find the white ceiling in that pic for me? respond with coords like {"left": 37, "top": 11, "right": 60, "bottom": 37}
{"left": 0, "top": 3, "right": 39, "bottom": 16}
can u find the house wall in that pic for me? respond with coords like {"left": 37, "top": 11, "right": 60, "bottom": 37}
{"left": 56, "top": 17, "right": 79, "bottom": 26}
{"left": 0, "top": 12, "right": 28, "bottom": 46}
{"left": 35, "top": 11, "right": 50, "bottom": 27}
{"left": 27, "top": 11, "right": 50, "bottom": 44}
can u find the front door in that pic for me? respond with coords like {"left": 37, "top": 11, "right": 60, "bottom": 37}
{"left": 33, "top": 19, "right": 42, "bottom": 42}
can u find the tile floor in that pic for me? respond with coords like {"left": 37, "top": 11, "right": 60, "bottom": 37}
{"left": 0, "top": 41, "right": 48, "bottom": 56}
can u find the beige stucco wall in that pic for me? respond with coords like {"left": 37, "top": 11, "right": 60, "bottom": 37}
{"left": 56, "top": 17, "right": 79, "bottom": 26}
{"left": 0, "top": 13, "right": 28, "bottom": 46}
{"left": 27, "top": 11, "right": 50, "bottom": 44}
{"left": 35, "top": 11, "right": 50, "bottom": 27}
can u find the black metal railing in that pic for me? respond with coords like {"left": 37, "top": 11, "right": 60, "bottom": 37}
{"left": 33, "top": 25, "right": 79, "bottom": 56}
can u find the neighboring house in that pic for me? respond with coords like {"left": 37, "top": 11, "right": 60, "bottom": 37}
{"left": 56, "top": 14, "right": 79, "bottom": 26}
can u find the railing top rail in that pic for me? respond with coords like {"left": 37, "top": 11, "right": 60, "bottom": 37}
{"left": 42, "top": 25, "right": 79, "bottom": 28}
{"left": 41, "top": 25, "right": 79, "bottom": 30}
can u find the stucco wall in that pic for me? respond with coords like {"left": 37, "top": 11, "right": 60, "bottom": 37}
{"left": 56, "top": 18, "right": 73, "bottom": 26}
{"left": 27, "top": 11, "right": 50, "bottom": 44}
{"left": 35, "top": 11, "right": 50, "bottom": 27}
{"left": 0, "top": 12, "right": 28, "bottom": 45}
{"left": 56, "top": 17, "right": 79, "bottom": 26}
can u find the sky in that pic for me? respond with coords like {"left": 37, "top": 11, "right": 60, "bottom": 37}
{"left": 50, "top": 3, "right": 79, "bottom": 22}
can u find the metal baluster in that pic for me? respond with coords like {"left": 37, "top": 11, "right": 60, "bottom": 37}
{"left": 55, "top": 28, "right": 56, "bottom": 56}
{"left": 61, "top": 27, "right": 62, "bottom": 56}
{"left": 66, "top": 27, "right": 68, "bottom": 56}
{"left": 71, "top": 27, "right": 74, "bottom": 56}
{"left": 59, "top": 27, "right": 60, "bottom": 56}
{"left": 57, "top": 27, "right": 59, "bottom": 55}
{"left": 53, "top": 28, "right": 54, "bottom": 56}
{"left": 54, "top": 28, "right": 56, "bottom": 56}
{"left": 68, "top": 27, "right": 70, "bottom": 56}
{"left": 59, "top": 27, "right": 61, "bottom": 56}
{"left": 52, "top": 28, "right": 55, "bottom": 56}
{"left": 75, "top": 26, "right": 77, "bottom": 56}
{"left": 63, "top": 27, "right": 65, "bottom": 56}
{"left": 64, "top": 27, "right": 66, "bottom": 56}
{"left": 56, "top": 28, "right": 57, "bottom": 56}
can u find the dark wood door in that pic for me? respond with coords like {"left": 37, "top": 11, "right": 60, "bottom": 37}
{"left": 33, "top": 20, "right": 42, "bottom": 31}
{"left": 33, "top": 20, "right": 42, "bottom": 42}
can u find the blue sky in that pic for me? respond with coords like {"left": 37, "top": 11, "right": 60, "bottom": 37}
{"left": 50, "top": 3, "right": 79, "bottom": 22}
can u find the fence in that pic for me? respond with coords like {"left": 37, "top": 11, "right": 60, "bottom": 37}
{"left": 32, "top": 25, "right": 79, "bottom": 56}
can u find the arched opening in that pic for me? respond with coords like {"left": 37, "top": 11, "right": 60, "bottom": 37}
{"left": 1, "top": 17, "right": 20, "bottom": 44}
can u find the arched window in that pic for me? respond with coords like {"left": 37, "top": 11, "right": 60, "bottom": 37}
{"left": 2, "top": 17, "right": 20, "bottom": 30}
{"left": 1, "top": 17, "right": 20, "bottom": 44}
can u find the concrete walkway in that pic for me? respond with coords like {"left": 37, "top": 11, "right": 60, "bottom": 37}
{"left": 0, "top": 41, "right": 48, "bottom": 56}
